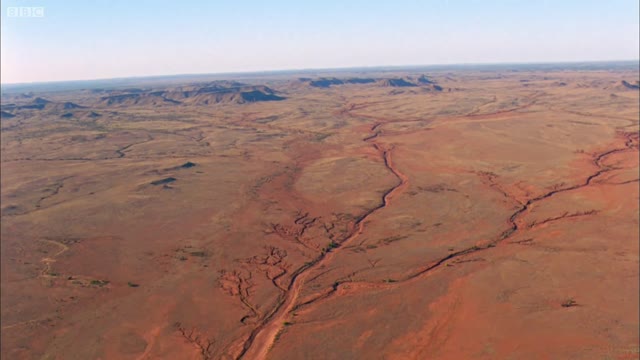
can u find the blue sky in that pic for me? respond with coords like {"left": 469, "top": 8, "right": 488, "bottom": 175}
{"left": 1, "top": 0, "right": 638, "bottom": 83}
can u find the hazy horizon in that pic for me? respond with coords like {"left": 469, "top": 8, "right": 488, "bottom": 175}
{"left": 1, "top": 59, "right": 639, "bottom": 88}
{"left": 1, "top": 0, "right": 639, "bottom": 84}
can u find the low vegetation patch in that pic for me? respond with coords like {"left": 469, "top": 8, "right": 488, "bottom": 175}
{"left": 90, "top": 279, "right": 110, "bottom": 287}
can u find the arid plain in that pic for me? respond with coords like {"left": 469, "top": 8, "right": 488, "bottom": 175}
{"left": 1, "top": 66, "right": 639, "bottom": 359}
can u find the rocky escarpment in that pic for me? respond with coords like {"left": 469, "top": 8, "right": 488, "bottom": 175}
{"left": 621, "top": 80, "right": 640, "bottom": 90}
{"left": 99, "top": 83, "right": 286, "bottom": 106}
{"left": 302, "top": 75, "right": 444, "bottom": 91}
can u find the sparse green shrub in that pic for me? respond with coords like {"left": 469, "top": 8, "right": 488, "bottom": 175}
{"left": 90, "top": 279, "right": 110, "bottom": 287}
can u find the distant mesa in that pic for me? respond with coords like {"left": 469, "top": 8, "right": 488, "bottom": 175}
{"left": 100, "top": 93, "right": 139, "bottom": 105}
{"left": 47, "top": 101, "right": 84, "bottom": 111}
{"left": 15, "top": 97, "right": 53, "bottom": 110}
{"left": 151, "top": 177, "right": 176, "bottom": 186}
{"left": 20, "top": 97, "right": 51, "bottom": 110}
{"left": 609, "top": 80, "right": 640, "bottom": 91}
{"left": 119, "top": 88, "right": 146, "bottom": 93}
{"left": 33, "top": 97, "right": 51, "bottom": 105}
{"left": 20, "top": 101, "right": 84, "bottom": 112}
{"left": 5, "top": 97, "right": 86, "bottom": 112}
{"left": 99, "top": 92, "right": 178, "bottom": 106}
{"left": 379, "top": 78, "right": 418, "bottom": 87}
{"left": 0, "top": 110, "right": 16, "bottom": 118}
{"left": 157, "top": 161, "right": 198, "bottom": 174}
{"left": 380, "top": 77, "right": 446, "bottom": 92}
{"left": 423, "top": 83, "right": 444, "bottom": 91}
{"left": 63, "top": 101, "right": 84, "bottom": 109}
{"left": 0, "top": 103, "right": 17, "bottom": 111}
{"left": 160, "top": 97, "right": 182, "bottom": 105}
{"left": 176, "top": 84, "right": 285, "bottom": 105}
{"left": 303, "top": 75, "right": 444, "bottom": 90}
{"left": 240, "top": 90, "right": 285, "bottom": 102}
{"left": 98, "top": 82, "right": 285, "bottom": 106}
{"left": 621, "top": 80, "right": 640, "bottom": 90}
{"left": 204, "top": 80, "right": 246, "bottom": 89}
{"left": 309, "top": 78, "right": 345, "bottom": 88}
{"left": 99, "top": 91, "right": 184, "bottom": 106}
{"left": 88, "top": 87, "right": 149, "bottom": 94}
{"left": 306, "top": 77, "right": 376, "bottom": 88}
{"left": 416, "top": 75, "right": 435, "bottom": 84}
{"left": 60, "top": 110, "right": 103, "bottom": 119}
{"left": 346, "top": 78, "right": 377, "bottom": 84}
{"left": 415, "top": 75, "right": 444, "bottom": 91}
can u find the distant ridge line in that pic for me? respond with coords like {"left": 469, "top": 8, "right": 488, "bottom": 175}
{"left": 2, "top": 59, "right": 638, "bottom": 93}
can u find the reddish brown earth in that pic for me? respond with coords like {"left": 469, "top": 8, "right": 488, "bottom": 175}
{"left": 1, "top": 69, "right": 639, "bottom": 359}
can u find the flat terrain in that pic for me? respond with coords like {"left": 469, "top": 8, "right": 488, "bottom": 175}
{"left": 1, "top": 66, "right": 639, "bottom": 359}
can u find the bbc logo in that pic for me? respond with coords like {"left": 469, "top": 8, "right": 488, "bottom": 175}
{"left": 7, "top": 7, "right": 45, "bottom": 18}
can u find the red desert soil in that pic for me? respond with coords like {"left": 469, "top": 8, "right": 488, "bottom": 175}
{"left": 1, "top": 69, "right": 638, "bottom": 359}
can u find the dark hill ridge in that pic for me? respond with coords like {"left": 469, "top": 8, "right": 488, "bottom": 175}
{"left": 416, "top": 75, "right": 435, "bottom": 84}
{"left": 0, "top": 103, "right": 17, "bottom": 111}
{"left": 346, "top": 78, "right": 377, "bottom": 84}
{"left": 422, "top": 83, "right": 444, "bottom": 91}
{"left": 302, "top": 76, "right": 443, "bottom": 90}
{"left": 19, "top": 100, "right": 49, "bottom": 110}
{"left": 309, "top": 78, "right": 345, "bottom": 88}
{"left": 97, "top": 83, "right": 285, "bottom": 106}
{"left": 62, "top": 102, "right": 84, "bottom": 109}
{"left": 118, "top": 88, "right": 146, "bottom": 93}
{"left": 0, "top": 110, "right": 16, "bottom": 118}
{"left": 100, "top": 93, "right": 141, "bottom": 105}
{"left": 379, "top": 78, "right": 418, "bottom": 87}
{"left": 56, "top": 110, "right": 105, "bottom": 119}
{"left": 240, "top": 90, "right": 285, "bottom": 102}
{"left": 20, "top": 104, "right": 46, "bottom": 110}
{"left": 99, "top": 92, "right": 182, "bottom": 106}
{"left": 167, "top": 85, "right": 285, "bottom": 105}
{"left": 621, "top": 80, "right": 640, "bottom": 90}
{"left": 306, "top": 77, "right": 376, "bottom": 88}
{"left": 2, "top": 98, "right": 85, "bottom": 111}
{"left": 32, "top": 97, "right": 52, "bottom": 105}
